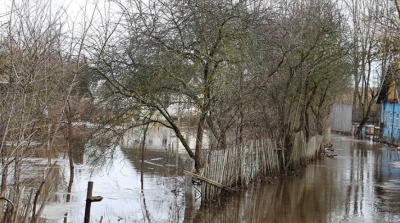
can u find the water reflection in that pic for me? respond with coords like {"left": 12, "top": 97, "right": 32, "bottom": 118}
{"left": 39, "top": 134, "right": 400, "bottom": 223}
{"left": 121, "top": 147, "right": 186, "bottom": 177}
{"left": 121, "top": 125, "right": 209, "bottom": 153}
{"left": 190, "top": 136, "right": 400, "bottom": 223}
{"left": 40, "top": 126, "right": 192, "bottom": 223}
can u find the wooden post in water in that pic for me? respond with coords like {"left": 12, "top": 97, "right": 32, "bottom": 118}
{"left": 84, "top": 181, "right": 103, "bottom": 223}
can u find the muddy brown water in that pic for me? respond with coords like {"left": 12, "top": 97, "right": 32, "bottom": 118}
{"left": 41, "top": 134, "right": 400, "bottom": 222}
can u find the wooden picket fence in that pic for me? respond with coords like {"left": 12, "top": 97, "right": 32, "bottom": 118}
{"left": 198, "top": 129, "right": 331, "bottom": 202}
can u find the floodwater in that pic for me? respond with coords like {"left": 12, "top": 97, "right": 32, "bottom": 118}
{"left": 190, "top": 135, "right": 400, "bottom": 223}
{"left": 40, "top": 134, "right": 400, "bottom": 223}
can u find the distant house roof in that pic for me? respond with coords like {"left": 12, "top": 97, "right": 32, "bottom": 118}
{"left": 376, "top": 63, "right": 400, "bottom": 104}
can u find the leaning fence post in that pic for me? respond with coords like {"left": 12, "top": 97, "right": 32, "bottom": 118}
{"left": 84, "top": 181, "right": 103, "bottom": 223}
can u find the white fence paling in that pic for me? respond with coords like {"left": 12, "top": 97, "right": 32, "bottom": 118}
{"left": 200, "top": 129, "right": 331, "bottom": 202}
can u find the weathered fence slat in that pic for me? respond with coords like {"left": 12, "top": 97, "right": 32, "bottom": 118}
{"left": 183, "top": 171, "right": 236, "bottom": 193}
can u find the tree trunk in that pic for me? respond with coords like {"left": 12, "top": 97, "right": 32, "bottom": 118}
{"left": 66, "top": 100, "right": 75, "bottom": 197}
{"left": 194, "top": 113, "right": 205, "bottom": 171}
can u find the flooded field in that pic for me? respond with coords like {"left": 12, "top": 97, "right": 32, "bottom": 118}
{"left": 39, "top": 134, "right": 400, "bottom": 223}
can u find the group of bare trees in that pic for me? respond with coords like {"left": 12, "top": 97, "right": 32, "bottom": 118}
{"left": 0, "top": 0, "right": 399, "bottom": 221}
{"left": 91, "top": 0, "right": 351, "bottom": 170}
{"left": 347, "top": 0, "right": 400, "bottom": 130}
{"left": 0, "top": 0, "right": 94, "bottom": 221}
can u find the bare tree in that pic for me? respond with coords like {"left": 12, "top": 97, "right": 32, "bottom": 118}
{"left": 91, "top": 0, "right": 278, "bottom": 171}
{"left": 0, "top": 0, "right": 96, "bottom": 221}
{"left": 342, "top": 0, "right": 392, "bottom": 133}
{"left": 244, "top": 0, "right": 350, "bottom": 163}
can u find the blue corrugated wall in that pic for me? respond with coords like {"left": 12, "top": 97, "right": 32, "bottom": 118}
{"left": 382, "top": 101, "right": 400, "bottom": 140}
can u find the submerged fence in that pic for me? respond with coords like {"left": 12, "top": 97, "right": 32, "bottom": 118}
{"left": 199, "top": 129, "right": 331, "bottom": 202}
